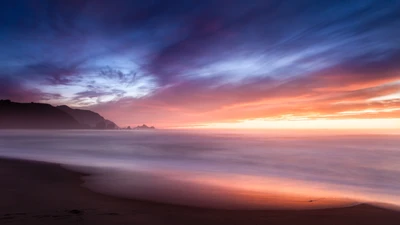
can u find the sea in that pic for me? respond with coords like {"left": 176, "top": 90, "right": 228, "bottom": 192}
{"left": 0, "top": 129, "right": 399, "bottom": 210}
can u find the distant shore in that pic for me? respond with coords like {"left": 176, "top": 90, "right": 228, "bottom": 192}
{"left": 1, "top": 157, "right": 400, "bottom": 225}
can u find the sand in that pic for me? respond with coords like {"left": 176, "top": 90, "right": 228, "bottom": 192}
{"left": 0, "top": 158, "right": 400, "bottom": 225}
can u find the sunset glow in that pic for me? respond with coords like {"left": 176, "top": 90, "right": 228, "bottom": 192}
{"left": 2, "top": 2, "right": 400, "bottom": 225}
{"left": 0, "top": 1, "right": 399, "bottom": 129}
{"left": 192, "top": 118, "right": 400, "bottom": 130}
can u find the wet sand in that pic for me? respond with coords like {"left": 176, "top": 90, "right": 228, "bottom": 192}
{"left": 1, "top": 158, "right": 400, "bottom": 225}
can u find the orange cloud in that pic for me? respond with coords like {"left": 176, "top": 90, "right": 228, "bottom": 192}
{"left": 88, "top": 66, "right": 400, "bottom": 128}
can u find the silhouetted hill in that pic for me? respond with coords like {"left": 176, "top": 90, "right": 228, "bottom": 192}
{"left": 0, "top": 100, "right": 119, "bottom": 129}
{"left": 56, "top": 105, "right": 118, "bottom": 129}
{"left": 0, "top": 100, "right": 82, "bottom": 129}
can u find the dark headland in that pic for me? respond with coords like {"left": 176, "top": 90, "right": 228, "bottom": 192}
{"left": 0, "top": 100, "right": 118, "bottom": 129}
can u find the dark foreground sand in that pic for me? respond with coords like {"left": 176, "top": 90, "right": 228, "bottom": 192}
{"left": 1, "top": 158, "right": 400, "bottom": 225}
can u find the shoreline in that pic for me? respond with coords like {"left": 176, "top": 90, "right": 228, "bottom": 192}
{"left": 1, "top": 157, "right": 400, "bottom": 224}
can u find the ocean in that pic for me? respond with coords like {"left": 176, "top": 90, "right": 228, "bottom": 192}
{"left": 0, "top": 129, "right": 399, "bottom": 210}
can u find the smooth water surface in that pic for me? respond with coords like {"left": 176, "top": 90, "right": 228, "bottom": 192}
{"left": 0, "top": 130, "right": 399, "bottom": 209}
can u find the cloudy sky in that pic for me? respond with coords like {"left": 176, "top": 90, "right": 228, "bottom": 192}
{"left": 0, "top": 0, "right": 399, "bottom": 128}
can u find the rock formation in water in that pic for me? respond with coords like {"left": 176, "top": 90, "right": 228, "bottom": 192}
{"left": 133, "top": 124, "right": 155, "bottom": 130}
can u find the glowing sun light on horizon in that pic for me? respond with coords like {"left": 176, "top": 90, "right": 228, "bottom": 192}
{"left": 186, "top": 118, "right": 400, "bottom": 130}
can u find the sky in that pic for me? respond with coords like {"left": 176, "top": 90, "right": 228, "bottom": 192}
{"left": 0, "top": 0, "right": 399, "bottom": 129}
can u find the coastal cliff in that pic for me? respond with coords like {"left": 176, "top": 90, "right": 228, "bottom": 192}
{"left": 0, "top": 100, "right": 118, "bottom": 129}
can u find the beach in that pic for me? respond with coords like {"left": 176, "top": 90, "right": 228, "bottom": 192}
{"left": 1, "top": 158, "right": 400, "bottom": 225}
